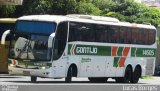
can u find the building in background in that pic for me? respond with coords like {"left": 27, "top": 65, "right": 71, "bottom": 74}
{"left": 0, "top": 0, "right": 23, "bottom": 5}
{"left": 140, "top": 0, "right": 160, "bottom": 8}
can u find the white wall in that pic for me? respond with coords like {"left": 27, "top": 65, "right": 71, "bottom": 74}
{"left": 0, "top": 0, "right": 23, "bottom": 5}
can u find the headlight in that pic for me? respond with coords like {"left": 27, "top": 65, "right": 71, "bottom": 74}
{"left": 10, "top": 64, "right": 15, "bottom": 67}
{"left": 41, "top": 67, "right": 46, "bottom": 69}
{"left": 41, "top": 66, "right": 50, "bottom": 69}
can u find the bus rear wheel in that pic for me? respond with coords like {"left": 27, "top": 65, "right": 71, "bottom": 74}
{"left": 31, "top": 76, "right": 37, "bottom": 83}
{"left": 115, "top": 66, "right": 132, "bottom": 83}
{"left": 88, "top": 77, "right": 108, "bottom": 83}
{"left": 131, "top": 66, "right": 141, "bottom": 83}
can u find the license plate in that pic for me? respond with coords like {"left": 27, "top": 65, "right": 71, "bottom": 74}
{"left": 23, "top": 71, "right": 30, "bottom": 76}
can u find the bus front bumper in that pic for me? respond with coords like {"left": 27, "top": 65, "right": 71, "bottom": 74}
{"left": 8, "top": 66, "right": 53, "bottom": 78}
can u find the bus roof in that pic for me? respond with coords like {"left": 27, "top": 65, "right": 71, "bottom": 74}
{"left": 0, "top": 18, "right": 17, "bottom": 23}
{"left": 17, "top": 15, "right": 156, "bottom": 30}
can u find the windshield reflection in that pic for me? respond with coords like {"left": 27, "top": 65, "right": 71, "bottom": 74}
{"left": 10, "top": 34, "right": 52, "bottom": 61}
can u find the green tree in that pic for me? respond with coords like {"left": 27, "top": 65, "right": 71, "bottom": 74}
{"left": 91, "top": 0, "right": 117, "bottom": 15}
{"left": 15, "top": 0, "right": 52, "bottom": 16}
{"left": 51, "top": 0, "right": 78, "bottom": 15}
{"left": 77, "top": 1, "right": 101, "bottom": 15}
{"left": 104, "top": 0, "right": 160, "bottom": 27}
{"left": 0, "top": 5, "right": 16, "bottom": 18}
{"left": 1, "top": 0, "right": 160, "bottom": 27}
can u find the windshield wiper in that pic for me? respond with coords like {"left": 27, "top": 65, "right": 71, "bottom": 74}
{"left": 16, "top": 38, "right": 33, "bottom": 59}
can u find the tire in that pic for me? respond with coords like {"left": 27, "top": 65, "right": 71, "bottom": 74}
{"left": 88, "top": 77, "right": 108, "bottom": 83}
{"left": 115, "top": 67, "right": 132, "bottom": 83}
{"left": 65, "top": 67, "right": 73, "bottom": 83}
{"left": 31, "top": 76, "right": 37, "bottom": 83}
{"left": 131, "top": 67, "right": 141, "bottom": 83}
{"left": 115, "top": 77, "right": 124, "bottom": 83}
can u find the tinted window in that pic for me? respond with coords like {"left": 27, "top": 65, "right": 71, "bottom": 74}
{"left": 16, "top": 21, "right": 56, "bottom": 35}
{"left": 132, "top": 28, "right": 139, "bottom": 44}
{"left": 95, "top": 25, "right": 108, "bottom": 42}
{"left": 69, "top": 22, "right": 95, "bottom": 42}
{"left": 69, "top": 22, "right": 156, "bottom": 45}
{"left": 108, "top": 26, "right": 120, "bottom": 43}
{"left": 53, "top": 22, "right": 68, "bottom": 60}
{"left": 148, "top": 29, "right": 156, "bottom": 45}
{"left": 119, "top": 27, "right": 127, "bottom": 43}
{"left": 140, "top": 29, "right": 148, "bottom": 44}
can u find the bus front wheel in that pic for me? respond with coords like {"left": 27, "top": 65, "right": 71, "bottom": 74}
{"left": 65, "top": 67, "right": 73, "bottom": 83}
{"left": 31, "top": 76, "right": 37, "bottom": 83}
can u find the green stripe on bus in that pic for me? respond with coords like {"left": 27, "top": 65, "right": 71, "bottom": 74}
{"left": 113, "top": 57, "right": 120, "bottom": 67}
{"left": 74, "top": 45, "right": 111, "bottom": 56}
{"left": 117, "top": 47, "right": 123, "bottom": 56}
{"left": 68, "top": 44, "right": 156, "bottom": 57}
{"left": 68, "top": 44, "right": 111, "bottom": 56}
{"left": 131, "top": 48, "right": 136, "bottom": 57}
{"left": 131, "top": 48, "right": 156, "bottom": 57}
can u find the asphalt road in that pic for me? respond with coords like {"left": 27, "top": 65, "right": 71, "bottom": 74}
{"left": 0, "top": 75, "right": 160, "bottom": 85}
{"left": 0, "top": 75, "right": 160, "bottom": 91}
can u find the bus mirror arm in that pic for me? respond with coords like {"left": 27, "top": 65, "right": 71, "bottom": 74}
{"left": 1, "top": 30, "right": 11, "bottom": 45}
{"left": 48, "top": 33, "right": 55, "bottom": 48}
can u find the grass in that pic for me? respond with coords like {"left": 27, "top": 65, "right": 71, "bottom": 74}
{"left": 140, "top": 76, "right": 154, "bottom": 80}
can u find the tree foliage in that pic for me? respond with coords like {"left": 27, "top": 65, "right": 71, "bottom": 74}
{"left": 1, "top": 0, "right": 160, "bottom": 27}
{"left": 0, "top": 5, "right": 16, "bottom": 17}
{"left": 102, "top": 0, "right": 160, "bottom": 27}
{"left": 15, "top": 0, "right": 53, "bottom": 16}
{"left": 77, "top": 1, "right": 101, "bottom": 15}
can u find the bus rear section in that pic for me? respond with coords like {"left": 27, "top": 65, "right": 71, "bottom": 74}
{"left": 0, "top": 18, "right": 16, "bottom": 74}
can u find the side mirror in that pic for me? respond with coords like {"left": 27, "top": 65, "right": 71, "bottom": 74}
{"left": 48, "top": 33, "right": 55, "bottom": 48}
{"left": 1, "top": 30, "right": 11, "bottom": 45}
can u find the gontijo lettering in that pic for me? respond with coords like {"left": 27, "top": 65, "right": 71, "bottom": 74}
{"left": 76, "top": 47, "right": 97, "bottom": 54}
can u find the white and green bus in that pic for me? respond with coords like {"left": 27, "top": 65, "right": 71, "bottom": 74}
{"left": 1, "top": 15, "right": 156, "bottom": 83}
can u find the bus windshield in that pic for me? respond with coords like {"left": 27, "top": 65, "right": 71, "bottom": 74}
{"left": 9, "top": 21, "right": 56, "bottom": 61}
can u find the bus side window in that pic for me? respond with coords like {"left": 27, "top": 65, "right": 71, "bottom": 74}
{"left": 109, "top": 26, "right": 120, "bottom": 43}
{"left": 148, "top": 29, "right": 156, "bottom": 45}
{"left": 140, "top": 29, "right": 148, "bottom": 45}
{"left": 126, "top": 28, "right": 132, "bottom": 44}
{"left": 69, "top": 22, "right": 79, "bottom": 42}
{"left": 80, "top": 23, "right": 95, "bottom": 42}
{"left": 144, "top": 30, "right": 149, "bottom": 44}
{"left": 69, "top": 27, "right": 75, "bottom": 42}
{"left": 119, "top": 27, "right": 127, "bottom": 44}
{"left": 95, "top": 24, "right": 108, "bottom": 43}
{"left": 132, "top": 28, "right": 139, "bottom": 44}
{"left": 53, "top": 22, "right": 68, "bottom": 60}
